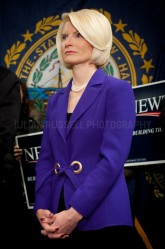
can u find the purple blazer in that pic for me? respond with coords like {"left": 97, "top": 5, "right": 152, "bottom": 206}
{"left": 34, "top": 68, "right": 136, "bottom": 230}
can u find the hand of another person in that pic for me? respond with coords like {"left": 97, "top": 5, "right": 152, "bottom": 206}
{"left": 13, "top": 145, "right": 23, "bottom": 161}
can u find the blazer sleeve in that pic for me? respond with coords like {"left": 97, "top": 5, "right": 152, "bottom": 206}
{"left": 34, "top": 93, "right": 59, "bottom": 212}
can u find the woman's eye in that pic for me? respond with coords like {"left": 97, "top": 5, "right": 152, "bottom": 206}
{"left": 76, "top": 32, "right": 82, "bottom": 38}
{"left": 61, "top": 35, "right": 67, "bottom": 40}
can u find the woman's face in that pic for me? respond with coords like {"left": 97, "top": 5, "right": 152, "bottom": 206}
{"left": 61, "top": 21, "right": 93, "bottom": 67}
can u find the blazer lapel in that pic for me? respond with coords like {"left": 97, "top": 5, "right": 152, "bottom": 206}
{"left": 67, "top": 68, "right": 106, "bottom": 136}
{"left": 56, "top": 85, "right": 70, "bottom": 142}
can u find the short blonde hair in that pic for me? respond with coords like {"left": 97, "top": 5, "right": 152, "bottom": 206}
{"left": 56, "top": 9, "right": 113, "bottom": 69}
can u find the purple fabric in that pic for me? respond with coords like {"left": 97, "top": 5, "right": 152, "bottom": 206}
{"left": 34, "top": 68, "right": 136, "bottom": 230}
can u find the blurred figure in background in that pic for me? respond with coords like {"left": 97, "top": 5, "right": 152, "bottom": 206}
{"left": 13, "top": 81, "right": 43, "bottom": 242}
{"left": 0, "top": 66, "right": 21, "bottom": 166}
{"left": 0, "top": 66, "right": 21, "bottom": 243}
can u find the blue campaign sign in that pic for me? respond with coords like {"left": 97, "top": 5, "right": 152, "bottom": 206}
{"left": 125, "top": 80, "right": 165, "bottom": 166}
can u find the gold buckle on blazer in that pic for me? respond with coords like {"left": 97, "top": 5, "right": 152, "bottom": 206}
{"left": 54, "top": 163, "right": 60, "bottom": 174}
{"left": 70, "top": 161, "right": 82, "bottom": 174}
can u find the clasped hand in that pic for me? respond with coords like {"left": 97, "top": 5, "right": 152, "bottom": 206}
{"left": 36, "top": 207, "right": 83, "bottom": 239}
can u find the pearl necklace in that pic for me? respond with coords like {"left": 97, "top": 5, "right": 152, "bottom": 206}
{"left": 71, "top": 81, "right": 88, "bottom": 92}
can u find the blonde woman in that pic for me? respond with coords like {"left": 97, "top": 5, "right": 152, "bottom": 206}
{"left": 34, "top": 9, "right": 142, "bottom": 246}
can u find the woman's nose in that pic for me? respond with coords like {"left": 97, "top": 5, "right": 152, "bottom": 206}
{"left": 64, "top": 36, "right": 73, "bottom": 47}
